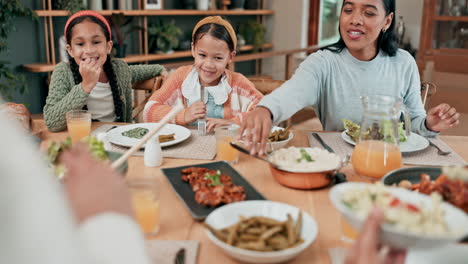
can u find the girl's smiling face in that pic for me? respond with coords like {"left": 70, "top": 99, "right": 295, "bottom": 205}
{"left": 339, "top": 0, "right": 393, "bottom": 60}
{"left": 66, "top": 19, "right": 112, "bottom": 67}
{"left": 192, "top": 34, "right": 235, "bottom": 87}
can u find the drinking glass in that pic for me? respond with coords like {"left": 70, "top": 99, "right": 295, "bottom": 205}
{"left": 66, "top": 110, "right": 91, "bottom": 144}
{"left": 351, "top": 95, "right": 408, "bottom": 180}
{"left": 215, "top": 124, "right": 240, "bottom": 164}
{"left": 127, "top": 177, "right": 161, "bottom": 236}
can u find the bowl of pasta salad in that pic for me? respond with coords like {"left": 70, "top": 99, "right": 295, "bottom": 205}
{"left": 330, "top": 182, "right": 468, "bottom": 249}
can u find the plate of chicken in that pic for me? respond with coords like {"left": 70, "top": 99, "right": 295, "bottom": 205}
{"left": 162, "top": 161, "right": 265, "bottom": 220}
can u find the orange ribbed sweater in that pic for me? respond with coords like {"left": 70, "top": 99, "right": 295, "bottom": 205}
{"left": 143, "top": 65, "right": 263, "bottom": 125}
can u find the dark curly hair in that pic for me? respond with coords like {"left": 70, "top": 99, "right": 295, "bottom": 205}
{"left": 192, "top": 23, "right": 235, "bottom": 52}
{"left": 66, "top": 15, "right": 124, "bottom": 121}
{"left": 323, "top": 0, "right": 398, "bottom": 57}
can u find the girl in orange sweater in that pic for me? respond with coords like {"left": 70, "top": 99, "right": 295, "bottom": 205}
{"left": 143, "top": 16, "right": 263, "bottom": 132}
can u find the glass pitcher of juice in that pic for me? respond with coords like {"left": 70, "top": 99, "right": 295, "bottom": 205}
{"left": 351, "top": 95, "right": 411, "bottom": 180}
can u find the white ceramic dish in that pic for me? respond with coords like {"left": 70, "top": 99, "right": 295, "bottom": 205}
{"left": 341, "top": 131, "right": 429, "bottom": 153}
{"left": 204, "top": 200, "right": 317, "bottom": 264}
{"left": 406, "top": 244, "right": 468, "bottom": 264}
{"left": 330, "top": 182, "right": 468, "bottom": 249}
{"left": 269, "top": 126, "right": 294, "bottom": 150}
{"left": 106, "top": 123, "right": 191, "bottom": 148}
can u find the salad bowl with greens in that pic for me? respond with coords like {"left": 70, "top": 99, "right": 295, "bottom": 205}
{"left": 46, "top": 136, "right": 127, "bottom": 179}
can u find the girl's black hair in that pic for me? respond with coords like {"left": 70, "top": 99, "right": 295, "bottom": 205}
{"left": 66, "top": 15, "right": 124, "bottom": 122}
{"left": 323, "top": 0, "right": 398, "bottom": 57}
{"left": 192, "top": 23, "right": 235, "bottom": 52}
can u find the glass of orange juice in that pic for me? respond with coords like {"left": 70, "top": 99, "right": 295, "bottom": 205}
{"left": 66, "top": 110, "right": 91, "bottom": 144}
{"left": 341, "top": 217, "right": 359, "bottom": 243}
{"left": 127, "top": 177, "right": 160, "bottom": 236}
{"left": 215, "top": 124, "right": 240, "bottom": 164}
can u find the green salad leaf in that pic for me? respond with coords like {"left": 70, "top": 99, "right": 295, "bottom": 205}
{"left": 46, "top": 136, "right": 108, "bottom": 179}
{"left": 342, "top": 119, "right": 407, "bottom": 143}
{"left": 296, "top": 148, "right": 315, "bottom": 163}
{"left": 204, "top": 170, "right": 223, "bottom": 186}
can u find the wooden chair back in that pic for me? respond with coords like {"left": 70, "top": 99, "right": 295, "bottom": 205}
{"left": 132, "top": 76, "right": 163, "bottom": 122}
{"left": 249, "top": 78, "right": 285, "bottom": 95}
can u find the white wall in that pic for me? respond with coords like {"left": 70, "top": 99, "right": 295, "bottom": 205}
{"left": 263, "top": 0, "right": 309, "bottom": 79}
{"left": 395, "top": 0, "right": 424, "bottom": 49}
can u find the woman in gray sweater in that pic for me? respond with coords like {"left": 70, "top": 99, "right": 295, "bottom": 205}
{"left": 241, "top": 0, "right": 459, "bottom": 156}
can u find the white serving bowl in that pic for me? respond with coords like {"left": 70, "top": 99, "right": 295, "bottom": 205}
{"left": 330, "top": 182, "right": 468, "bottom": 249}
{"left": 269, "top": 126, "right": 294, "bottom": 150}
{"left": 204, "top": 200, "right": 317, "bottom": 264}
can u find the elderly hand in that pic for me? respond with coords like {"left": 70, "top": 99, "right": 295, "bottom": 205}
{"left": 239, "top": 107, "right": 273, "bottom": 156}
{"left": 426, "top": 103, "right": 460, "bottom": 132}
{"left": 60, "top": 144, "right": 134, "bottom": 223}
{"left": 345, "top": 208, "right": 406, "bottom": 264}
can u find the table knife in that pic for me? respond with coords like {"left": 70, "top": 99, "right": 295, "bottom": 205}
{"left": 312, "top": 133, "right": 335, "bottom": 153}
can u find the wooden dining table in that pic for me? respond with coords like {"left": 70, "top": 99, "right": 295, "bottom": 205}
{"left": 38, "top": 121, "right": 468, "bottom": 264}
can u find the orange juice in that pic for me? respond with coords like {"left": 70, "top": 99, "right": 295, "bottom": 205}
{"left": 341, "top": 218, "right": 359, "bottom": 243}
{"left": 131, "top": 190, "right": 160, "bottom": 235}
{"left": 67, "top": 119, "right": 91, "bottom": 144}
{"left": 216, "top": 137, "right": 239, "bottom": 163}
{"left": 351, "top": 140, "right": 402, "bottom": 179}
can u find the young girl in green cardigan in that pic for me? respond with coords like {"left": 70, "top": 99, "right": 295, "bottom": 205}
{"left": 143, "top": 16, "right": 263, "bottom": 132}
{"left": 44, "top": 10, "right": 166, "bottom": 132}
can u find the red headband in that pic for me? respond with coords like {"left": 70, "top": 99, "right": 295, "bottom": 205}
{"left": 64, "top": 10, "right": 111, "bottom": 44}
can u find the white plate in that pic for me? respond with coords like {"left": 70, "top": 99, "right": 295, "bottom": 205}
{"left": 341, "top": 131, "right": 429, "bottom": 153}
{"left": 205, "top": 200, "right": 317, "bottom": 264}
{"left": 106, "top": 123, "right": 191, "bottom": 148}
{"left": 406, "top": 244, "right": 468, "bottom": 264}
{"left": 330, "top": 182, "right": 468, "bottom": 249}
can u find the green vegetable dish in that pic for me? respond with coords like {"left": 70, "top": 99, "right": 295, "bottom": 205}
{"left": 47, "top": 136, "right": 108, "bottom": 179}
{"left": 122, "top": 127, "right": 149, "bottom": 139}
{"left": 343, "top": 119, "right": 407, "bottom": 143}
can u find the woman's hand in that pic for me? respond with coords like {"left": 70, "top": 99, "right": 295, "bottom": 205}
{"left": 60, "top": 144, "right": 134, "bottom": 223}
{"left": 425, "top": 103, "right": 460, "bottom": 132}
{"left": 79, "top": 58, "right": 102, "bottom": 93}
{"left": 184, "top": 101, "right": 206, "bottom": 124}
{"left": 206, "top": 118, "right": 235, "bottom": 133}
{"left": 239, "top": 107, "right": 273, "bottom": 156}
{"left": 345, "top": 208, "right": 406, "bottom": 264}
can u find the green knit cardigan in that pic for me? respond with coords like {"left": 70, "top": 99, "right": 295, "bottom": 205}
{"left": 44, "top": 58, "right": 165, "bottom": 132}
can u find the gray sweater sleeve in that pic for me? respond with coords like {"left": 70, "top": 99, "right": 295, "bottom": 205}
{"left": 43, "top": 63, "right": 89, "bottom": 132}
{"left": 257, "top": 53, "right": 324, "bottom": 124}
{"left": 403, "top": 56, "right": 439, "bottom": 137}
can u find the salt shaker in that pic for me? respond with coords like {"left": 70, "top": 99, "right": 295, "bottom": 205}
{"left": 144, "top": 135, "right": 163, "bottom": 167}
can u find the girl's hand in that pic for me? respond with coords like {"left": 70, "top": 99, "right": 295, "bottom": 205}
{"left": 239, "top": 107, "right": 273, "bottom": 156}
{"left": 184, "top": 101, "right": 206, "bottom": 124}
{"left": 426, "top": 103, "right": 460, "bottom": 132}
{"left": 79, "top": 58, "right": 102, "bottom": 93}
{"left": 206, "top": 118, "right": 235, "bottom": 133}
{"left": 345, "top": 208, "right": 406, "bottom": 264}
